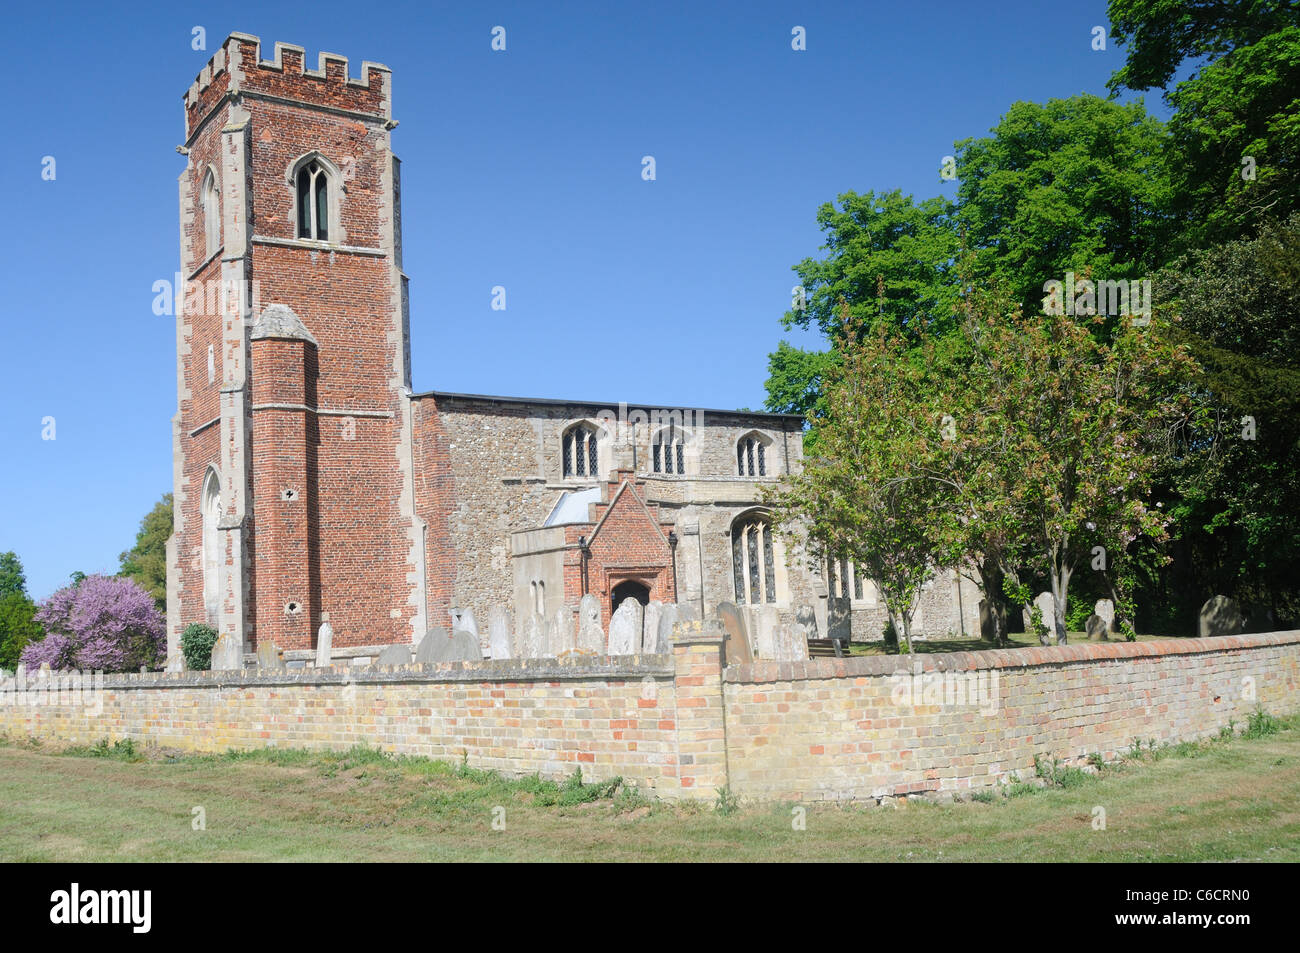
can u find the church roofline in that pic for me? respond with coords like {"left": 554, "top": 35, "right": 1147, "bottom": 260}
{"left": 409, "top": 389, "right": 805, "bottom": 422}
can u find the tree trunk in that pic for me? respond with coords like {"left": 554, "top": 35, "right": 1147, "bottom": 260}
{"left": 1049, "top": 565, "right": 1071, "bottom": 645}
{"left": 977, "top": 560, "right": 1008, "bottom": 645}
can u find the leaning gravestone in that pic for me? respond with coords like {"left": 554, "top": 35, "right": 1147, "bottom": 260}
{"left": 1085, "top": 614, "right": 1110, "bottom": 641}
{"left": 577, "top": 594, "right": 604, "bottom": 655}
{"left": 315, "top": 622, "right": 333, "bottom": 668}
{"left": 488, "top": 607, "right": 512, "bottom": 659}
{"left": 642, "top": 601, "right": 665, "bottom": 654}
{"left": 256, "top": 640, "right": 284, "bottom": 670}
{"left": 716, "top": 602, "right": 753, "bottom": 665}
{"left": 608, "top": 599, "right": 642, "bottom": 655}
{"left": 375, "top": 643, "right": 411, "bottom": 667}
{"left": 1199, "top": 595, "right": 1244, "bottom": 638}
{"left": 415, "top": 626, "right": 451, "bottom": 664}
{"left": 210, "top": 633, "right": 242, "bottom": 671}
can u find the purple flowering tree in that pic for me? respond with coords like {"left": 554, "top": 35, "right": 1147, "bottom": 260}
{"left": 20, "top": 575, "right": 165, "bottom": 672}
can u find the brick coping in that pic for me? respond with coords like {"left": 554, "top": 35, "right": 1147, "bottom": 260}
{"left": 1, "top": 655, "right": 675, "bottom": 692}
{"left": 724, "top": 630, "right": 1300, "bottom": 684}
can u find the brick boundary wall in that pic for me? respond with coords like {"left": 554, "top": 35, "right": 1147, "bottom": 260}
{"left": 2, "top": 630, "right": 1298, "bottom": 803}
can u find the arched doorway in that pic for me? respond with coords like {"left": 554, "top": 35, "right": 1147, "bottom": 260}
{"left": 611, "top": 580, "right": 650, "bottom": 616}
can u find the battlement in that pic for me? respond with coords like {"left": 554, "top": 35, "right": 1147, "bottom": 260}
{"left": 184, "top": 33, "right": 392, "bottom": 141}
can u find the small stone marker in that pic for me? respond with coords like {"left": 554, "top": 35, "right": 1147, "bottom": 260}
{"left": 577, "top": 594, "right": 604, "bottom": 655}
{"left": 256, "top": 639, "right": 284, "bottom": 670}
{"left": 1199, "top": 595, "right": 1244, "bottom": 638}
{"left": 210, "top": 632, "right": 242, "bottom": 671}
{"left": 1094, "top": 599, "right": 1115, "bottom": 631}
{"left": 1031, "top": 591, "right": 1055, "bottom": 641}
{"left": 315, "top": 622, "right": 333, "bottom": 668}
{"left": 608, "top": 598, "right": 642, "bottom": 655}
{"left": 165, "top": 655, "right": 185, "bottom": 674}
{"left": 716, "top": 602, "right": 753, "bottom": 665}
{"left": 375, "top": 643, "right": 411, "bottom": 667}
{"left": 415, "top": 626, "right": 451, "bottom": 664}
{"left": 656, "top": 603, "right": 680, "bottom": 651}
{"left": 642, "top": 600, "right": 665, "bottom": 654}
{"left": 488, "top": 606, "right": 512, "bottom": 659}
{"left": 1085, "top": 614, "right": 1110, "bottom": 641}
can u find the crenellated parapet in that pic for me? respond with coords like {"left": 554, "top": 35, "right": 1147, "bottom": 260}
{"left": 183, "top": 33, "right": 392, "bottom": 143}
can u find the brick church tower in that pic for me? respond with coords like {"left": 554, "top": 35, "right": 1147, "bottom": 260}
{"left": 166, "top": 34, "right": 424, "bottom": 660}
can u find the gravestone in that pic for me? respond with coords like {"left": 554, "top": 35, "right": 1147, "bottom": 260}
{"left": 488, "top": 607, "right": 512, "bottom": 659}
{"left": 773, "top": 622, "right": 810, "bottom": 661}
{"left": 716, "top": 602, "right": 753, "bottom": 665}
{"left": 642, "top": 601, "right": 666, "bottom": 654}
{"left": 165, "top": 655, "right": 185, "bottom": 674}
{"left": 608, "top": 598, "right": 643, "bottom": 655}
{"left": 978, "top": 599, "right": 995, "bottom": 641}
{"left": 1085, "top": 614, "right": 1110, "bottom": 641}
{"left": 656, "top": 603, "right": 680, "bottom": 651}
{"left": 749, "top": 605, "right": 780, "bottom": 658}
{"left": 210, "top": 633, "right": 242, "bottom": 671}
{"left": 375, "top": 643, "right": 411, "bottom": 667}
{"left": 1028, "top": 592, "right": 1055, "bottom": 641}
{"left": 446, "top": 629, "right": 482, "bottom": 661}
{"left": 256, "top": 640, "right": 284, "bottom": 670}
{"left": 1199, "top": 595, "right": 1244, "bottom": 638}
{"left": 577, "top": 595, "right": 604, "bottom": 655}
{"left": 794, "top": 604, "right": 819, "bottom": 640}
{"left": 415, "top": 626, "right": 451, "bottom": 664}
{"left": 451, "top": 607, "right": 481, "bottom": 655}
{"left": 1094, "top": 599, "right": 1115, "bottom": 631}
{"left": 827, "top": 597, "right": 851, "bottom": 645}
{"left": 315, "top": 622, "right": 333, "bottom": 667}
{"left": 552, "top": 606, "right": 576, "bottom": 656}
{"left": 521, "top": 613, "right": 543, "bottom": 659}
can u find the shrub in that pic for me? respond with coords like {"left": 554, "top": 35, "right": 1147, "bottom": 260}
{"left": 20, "top": 575, "right": 165, "bottom": 673}
{"left": 180, "top": 623, "right": 220, "bottom": 670}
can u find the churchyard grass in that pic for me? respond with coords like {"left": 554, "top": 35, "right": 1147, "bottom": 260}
{"left": 0, "top": 714, "right": 1296, "bottom": 862}
{"left": 845, "top": 631, "right": 1170, "bottom": 656}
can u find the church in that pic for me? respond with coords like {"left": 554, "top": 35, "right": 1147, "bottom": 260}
{"left": 165, "top": 33, "right": 979, "bottom": 662}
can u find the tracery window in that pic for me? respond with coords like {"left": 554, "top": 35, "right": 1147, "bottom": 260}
{"left": 562, "top": 423, "right": 600, "bottom": 478}
{"left": 737, "top": 433, "right": 770, "bottom": 477}
{"left": 296, "top": 159, "right": 331, "bottom": 240}
{"left": 732, "top": 514, "right": 777, "bottom": 604}
{"left": 652, "top": 426, "right": 685, "bottom": 475}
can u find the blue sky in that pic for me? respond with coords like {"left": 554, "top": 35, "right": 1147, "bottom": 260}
{"left": 1, "top": 0, "right": 1162, "bottom": 600}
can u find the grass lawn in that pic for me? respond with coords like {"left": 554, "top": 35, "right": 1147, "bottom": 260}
{"left": 1, "top": 713, "right": 1296, "bottom": 862}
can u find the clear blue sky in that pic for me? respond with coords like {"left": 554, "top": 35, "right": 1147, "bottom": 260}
{"left": 1, "top": 0, "right": 1161, "bottom": 600}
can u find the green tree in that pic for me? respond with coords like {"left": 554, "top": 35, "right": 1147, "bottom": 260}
{"left": 953, "top": 95, "right": 1174, "bottom": 320}
{"left": 946, "top": 289, "right": 1199, "bottom": 643}
{"left": 0, "top": 552, "right": 25, "bottom": 600}
{"left": 1107, "top": 1, "right": 1300, "bottom": 247}
{"left": 118, "top": 493, "right": 172, "bottom": 611}
{"left": 767, "top": 301, "right": 960, "bottom": 655}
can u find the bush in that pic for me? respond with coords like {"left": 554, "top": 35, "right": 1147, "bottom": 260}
{"left": 20, "top": 575, "right": 165, "bottom": 673}
{"left": 0, "top": 592, "right": 43, "bottom": 670}
{"left": 180, "top": 623, "right": 220, "bottom": 671}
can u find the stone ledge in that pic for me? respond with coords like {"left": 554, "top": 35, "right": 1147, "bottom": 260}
{"left": 2, "top": 655, "right": 674, "bottom": 692}
{"left": 723, "top": 630, "right": 1300, "bottom": 684}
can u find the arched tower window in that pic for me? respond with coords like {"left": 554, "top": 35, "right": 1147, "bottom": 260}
{"left": 202, "top": 469, "right": 222, "bottom": 624}
{"left": 562, "top": 423, "right": 600, "bottom": 478}
{"left": 732, "top": 512, "right": 778, "bottom": 605}
{"left": 295, "top": 159, "right": 331, "bottom": 240}
{"left": 652, "top": 425, "right": 685, "bottom": 475}
{"left": 737, "top": 432, "right": 772, "bottom": 477}
{"left": 202, "top": 169, "right": 220, "bottom": 257}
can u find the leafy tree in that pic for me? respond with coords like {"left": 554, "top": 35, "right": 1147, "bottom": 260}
{"left": 946, "top": 288, "right": 1199, "bottom": 643}
{"left": 180, "top": 622, "right": 220, "bottom": 671}
{"left": 1150, "top": 214, "right": 1300, "bottom": 626}
{"left": 0, "top": 593, "right": 42, "bottom": 670}
{"left": 119, "top": 493, "right": 172, "bottom": 611}
{"left": 953, "top": 95, "right": 1174, "bottom": 320}
{"left": 21, "top": 575, "right": 165, "bottom": 673}
{"left": 0, "top": 552, "right": 25, "bottom": 600}
{"left": 767, "top": 300, "right": 960, "bottom": 654}
{"left": 1107, "top": 1, "right": 1300, "bottom": 247}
